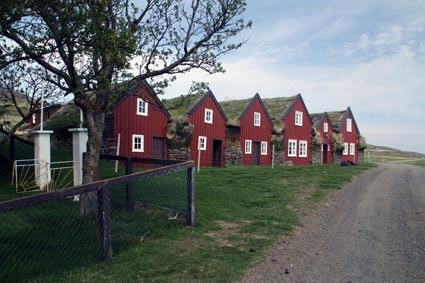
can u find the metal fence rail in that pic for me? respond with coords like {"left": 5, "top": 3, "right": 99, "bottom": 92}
{"left": 0, "top": 160, "right": 195, "bottom": 283}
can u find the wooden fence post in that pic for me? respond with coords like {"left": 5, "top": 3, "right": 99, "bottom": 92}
{"left": 125, "top": 157, "right": 134, "bottom": 212}
{"left": 97, "top": 188, "right": 112, "bottom": 260}
{"left": 186, "top": 166, "right": 196, "bottom": 226}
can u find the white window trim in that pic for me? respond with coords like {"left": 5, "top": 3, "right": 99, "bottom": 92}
{"left": 245, "top": 140, "right": 252, "bottom": 154}
{"left": 295, "top": 111, "right": 303, "bottom": 126}
{"left": 350, "top": 143, "right": 355, "bottom": 156}
{"left": 347, "top": 118, "right": 352, "bottom": 132}
{"left": 343, "top": 142, "right": 349, "bottom": 155}
{"left": 299, "top": 140, "right": 308, "bottom": 157}
{"left": 132, "top": 134, "right": 144, "bottom": 152}
{"left": 323, "top": 123, "right": 328, "bottom": 133}
{"left": 204, "top": 108, "right": 213, "bottom": 124}
{"left": 288, "top": 139, "right": 297, "bottom": 157}
{"left": 254, "top": 112, "right": 261, "bottom": 127}
{"left": 198, "top": 136, "right": 207, "bottom": 150}
{"left": 261, "top": 141, "right": 268, "bottom": 155}
{"left": 136, "top": 98, "right": 148, "bottom": 116}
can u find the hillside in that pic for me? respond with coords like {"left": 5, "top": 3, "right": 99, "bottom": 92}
{"left": 365, "top": 144, "right": 425, "bottom": 163}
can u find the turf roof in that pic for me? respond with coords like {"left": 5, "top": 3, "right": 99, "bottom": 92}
{"left": 220, "top": 96, "right": 297, "bottom": 124}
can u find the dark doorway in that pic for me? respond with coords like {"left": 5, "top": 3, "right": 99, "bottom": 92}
{"left": 152, "top": 137, "right": 165, "bottom": 159}
{"left": 252, "top": 141, "right": 261, "bottom": 165}
{"left": 323, "top": 144, "right": 328, "bottom": 164}
{"left": 212, "top": 140, "right": 222, "bottom": 167}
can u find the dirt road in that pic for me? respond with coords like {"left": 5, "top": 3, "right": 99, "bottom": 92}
{"left": 242, "top": 164, "right": 425, "bottom": 283}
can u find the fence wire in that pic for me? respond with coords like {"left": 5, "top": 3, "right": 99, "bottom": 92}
{"left": 0, "top": 200, "right": 98, "bottom": 283}
{"left": 0, "top": 159, "right": 194, "bottom": 283}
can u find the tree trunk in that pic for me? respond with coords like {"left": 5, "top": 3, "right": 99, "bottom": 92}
{"left": 79, "top": 109, "right": 105, "bottom": 215}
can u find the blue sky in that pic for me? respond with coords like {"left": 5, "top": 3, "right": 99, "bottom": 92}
{"left": 163, "top": 0, "right": 425, "bottom": 154}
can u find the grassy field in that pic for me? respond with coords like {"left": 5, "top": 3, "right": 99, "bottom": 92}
{"left": 364, "top": 146, "right": 425, "bottom": 164}
{"left": 0, "top": 163, "right": 374, "bottom": 282}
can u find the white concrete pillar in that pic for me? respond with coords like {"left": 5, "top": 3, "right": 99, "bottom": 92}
{"left": 32, "top": 130, "right": 53, "bottom": 190}
{"left": 69, "top": 128, "right": 88, "bottom": 186}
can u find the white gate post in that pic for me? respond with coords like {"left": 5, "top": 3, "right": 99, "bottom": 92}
{"left": 32, "top": 130, "right": 53, "bottom": 189}
{"left": 69, "top": 128, "right": 88, "bottom": 186}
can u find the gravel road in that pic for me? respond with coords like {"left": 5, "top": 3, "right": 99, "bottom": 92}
{"left": 242, "top": 163, "right": 425, "bottom": 283}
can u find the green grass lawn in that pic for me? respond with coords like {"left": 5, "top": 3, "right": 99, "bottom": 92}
{"left": 410, "top": 160, "right": 425, "bottom": 167}
{"left": 0, "top": 163, "right": 375, "bottom": 282}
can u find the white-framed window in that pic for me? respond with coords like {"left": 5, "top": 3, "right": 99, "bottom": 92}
{"left": 350, "top": 143, "right": 355, "bottom": 156}
{"left": 288, "top": 139, "right": 297, "bottom": 157}
{"left": 254, "top": 112, "right": 261, "bottom": 126}
{"left": 261, "top": 141, "right": 268, "bottom": 155}
{"left": 346, "top": 118, "right": 352, "bottom": 132}
{"left": 323, "top": 122, "right": 328, "bottom": 133}
{"left": 295, "top": 111, "right": 303, "bottom": 126}
{"left": 204, "top": 108, "right": 213, "bottom": 124}
{"left": 245, "top": 140, "right": 252, "bottom": 154}
{"left": 343, "top": 142, "right": 348, "bottom": 155}
{"left": 136, "top": 98, "right": 148, "bottom": 116}
{"left": 132, "top": 134, "right": 144, "bottom": 152}
{"left": 299, "top": 140, "right": 308, "bottom": 157}
{"left": 198, "top": 136, "right": 207, "bottom": 150}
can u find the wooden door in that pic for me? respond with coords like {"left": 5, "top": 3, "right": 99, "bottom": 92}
{"left": 152, "top": 137, "right": 165, "bottom": 159}
{"left": 212, "top": 140, "right": 222, "bottom": 167}
{"left": 252, "top": 142, "right": 260, "bottom": 165}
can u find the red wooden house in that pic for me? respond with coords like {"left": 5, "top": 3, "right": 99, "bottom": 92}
{"left": 164, "top": 90, "right": 228, "bottom": 167}
{"left": 112, "top": 80, "right": 170, "bottom": 159}
{"left": 263, "top": 94, "right": 313, "bottom": 165}
{"left": 220, "top": 93, "right": 273, "bottom": 165}
{"left": 310, "top": 112, "right": 334, "bottom": 164}
{"left": 187, "top": 91, "right": 228, "bottom": 167}
{"left": 328, "top": 107, "right": 360, "bottom": 163}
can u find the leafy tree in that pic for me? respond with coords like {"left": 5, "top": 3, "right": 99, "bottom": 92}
{"left": 0, "top": 0, "right": 251, "bottom": 214}
{"left": 0, "top": 63, "right": 63, "bottom": 149}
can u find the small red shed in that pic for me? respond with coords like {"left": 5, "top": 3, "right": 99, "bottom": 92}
{"left": 112, "top": 80, "right": 170, "bottom": 159}
{"left": 310, "top": 112, "right": 334, "bottom": 164}
{"left": 263, "top": 94, "right": 313, "bottom": 166}
{"left": 221, "top": 93, "right": 273, "bottom": 165}
{"left": 187, "top": 90, "right": 228, "bottom": 167}
{"left": 328, "top": 107, "right": 361, "bottom": 163}
{"left": 164, "top": 90, "right": 228, "bottom": 167}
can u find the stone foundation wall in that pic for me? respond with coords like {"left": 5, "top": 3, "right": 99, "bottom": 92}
{"left": 333, "top": 151, "right": 342, "bottom": 164}
{"left": 358, "top": 150, "right": 364, "bottom": 162}
{"left": 273, "top": 150, "right": 285, "bottom": 165}
{"left": 225, "top": 145, "right": 243, "bottom": 166}
{"left": 312, "top": 150, "right": 321, "bottom": 165}
{"left": 167, "top": 147, "right": 191, "bottom": 161}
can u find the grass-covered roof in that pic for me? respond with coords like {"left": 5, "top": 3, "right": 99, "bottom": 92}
{"left": 162, "top": 93, "right": 207, "bottom": 119}
{"left": 327, "top": 110, "right": 345, "bottom": 128}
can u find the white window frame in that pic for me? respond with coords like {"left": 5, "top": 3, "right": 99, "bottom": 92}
{"left": 204, "top": 108, "right": 213, "bottom": 124}
{"left": 299, "top": 140, "right": 308, "bottom": 157}
{"left": 254, "top": 112, "right": 261, "bottom": 127}
{"left": 136, "top": 98, "right": 148, "bottom": 116}
{"left": 288, "top": 139, "right": 297, "bottom": 157}
{"left": 261, "top": 141, "right": 268, "bottom": 155}
{"left": 323, "top": 122, "right": 328, "bottom": 133}
{"left": 343, "top": 142, "right": 349, "bottom": 155}
{"left": 198, "top": 136, "right": 207, "bottom": 150}
{"left": 346, "top": 118, "right": 352, "bottom": 132}
{"left": 350, "top": 143, "right": 355, "bottom": 156}
{"left": 295, "top": 111, "right": 303, "bottom": 126}
{"left": 132, "top": 134, "right": 144, "bottom": 152}
{"left": 245, "top": 140, "right": 252, "bottom": 154}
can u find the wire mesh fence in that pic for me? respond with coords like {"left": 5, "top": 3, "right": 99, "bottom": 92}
{"left": 0, "top": 159, "right": 195, "bottom": 283}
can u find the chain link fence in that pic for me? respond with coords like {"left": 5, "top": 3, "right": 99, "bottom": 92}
{"left": 0, "top": 159, "right": 195, "bottom": 283}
